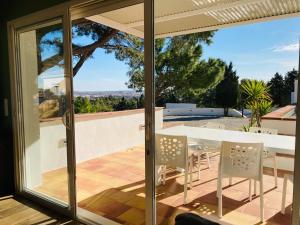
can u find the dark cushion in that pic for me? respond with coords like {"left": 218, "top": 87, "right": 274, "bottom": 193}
{"left": 175, "top": 213, "right": 220, "bottom": 225}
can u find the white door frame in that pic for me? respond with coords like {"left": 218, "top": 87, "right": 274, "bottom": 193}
{"left": 7, "top": 3, "right": 76, "bottom": 218}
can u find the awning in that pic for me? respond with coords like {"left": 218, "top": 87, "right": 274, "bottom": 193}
{"left": 87, "top": 0, "right": 300, "bottom": 38}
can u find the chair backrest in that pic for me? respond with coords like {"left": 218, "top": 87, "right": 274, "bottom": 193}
{"left": 155, "top": 134, "right": 188, "bottom": 169}
{"left": 249, "top": 127, "right": 278, "bottom": 135}
{"left": 188, "top": 137, "right": 221, "bottom": 151}
{"left": 201, "top": 122, "right": 225, "bottom": 130}
{"left": 219, "top": 141, "right": 263, "bottom": 180}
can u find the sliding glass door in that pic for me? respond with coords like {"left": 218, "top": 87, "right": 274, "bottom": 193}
{"left": 8, "top": 1, "right": 300, "bottom": 225}
{"left": 9, "top": 8, "right": 76, "bottom": 216}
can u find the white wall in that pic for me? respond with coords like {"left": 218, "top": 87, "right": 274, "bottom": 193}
{"left": 40, "top": 123, "right": 68, "bottom": 173}
{"left": 40, "top": 109, "right": 163, "bottom": 172}
{"left": 164, "top": 107, "right": 244, "bottom": 117}
{"left": 261, "top": 119, "right": 296, "bottom": 136}
{"left": 165, "top": 103, "right": 196, "bottom": 109}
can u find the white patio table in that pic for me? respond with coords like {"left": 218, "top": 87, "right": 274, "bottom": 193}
{"left": 156, "top": 125, "right": 295, "bottom": 156}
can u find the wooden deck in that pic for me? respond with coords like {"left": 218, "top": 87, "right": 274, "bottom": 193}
{"left": 0, "top": 195, "right": 80, "bottom": 225}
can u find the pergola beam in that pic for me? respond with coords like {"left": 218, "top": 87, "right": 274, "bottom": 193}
{"left": 87, "top": 15, "right": 144, "bottom": 38}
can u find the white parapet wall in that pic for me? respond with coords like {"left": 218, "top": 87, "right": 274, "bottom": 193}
{"left": 164, "top": 107, "right": 244, "bottom": 117}
{"left": 165, "top": 103, "right": 196, "bottom": 109}
{"left": 40, "top": 108, "right": 163, "bottom": 173}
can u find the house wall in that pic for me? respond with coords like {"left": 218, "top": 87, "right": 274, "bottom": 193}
{"left": 261, "top": 119, "right": 296, "bottom": 136}
{"left": 291, "top": 80, "right": 298, "bottom": 104}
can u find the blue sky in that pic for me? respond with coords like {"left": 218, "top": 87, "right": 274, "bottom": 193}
{"left": 73, "top": 17, "right": 300, "bottom": 91}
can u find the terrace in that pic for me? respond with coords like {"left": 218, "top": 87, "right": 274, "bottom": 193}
{"left": 36, "top": 146, "right": 293, "bottom": 225}
{"left": 33, "top": 110, "right": 294, "bottom": 225}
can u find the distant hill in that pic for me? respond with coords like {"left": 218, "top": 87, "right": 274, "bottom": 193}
{"left": 74, "top": 90, "right": 143, "bottom": 98}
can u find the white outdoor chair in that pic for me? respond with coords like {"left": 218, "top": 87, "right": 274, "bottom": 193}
{"left": 249, "top": 127, "right": 278, "bottom": 188}
{"left": 188, "top": 138, "right": 221, "bottom": 180}
{"left": 201, "top": 122, "right": 226, "bottom": 130}
{"left": 281, "top": 174, "right": 293, "bottom": 214}
{"left": 217, "top": 141, "right": 264, "bottom": 222}
{"left": 191, "top": 122, "right": 225, "bottom": 170}
{"left": 155, "top": 134, "right": 194, "bottom": 204}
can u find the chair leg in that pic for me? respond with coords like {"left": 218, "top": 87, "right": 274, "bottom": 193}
{"left": 197, "top": 152, "right": 201, "bottom": 180}
{"left": 184, "top": 167, "right": 188, "bottom": 204}
{"left": 249, "top": 179, "right": 252, "bottom": 201}
{"left": 163, "top": 165, "right": 166, "bottom": 185}
{"left": 273, "top": 156, "right": 278, "bottom": 187}
{"left": 189, "top": 157, "right": 193, "bottom": 190}
{"left": 260, "top": 179, "right": 264, "bottom": 222}
{"left": 206, "top": 152, "right": 211, "bottom": 168}
{"left": 218, "top": 177, "right": 222, "bottom": 218}
{"left": 281, "top": 174, "right": 288, "bottom": 214}
{"left": 254, "top": 180, "right": 257, "bottom": 196}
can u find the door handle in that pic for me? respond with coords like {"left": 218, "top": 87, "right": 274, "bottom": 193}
{"left": 62, "top": 109, "right": 71, "bottom": 130}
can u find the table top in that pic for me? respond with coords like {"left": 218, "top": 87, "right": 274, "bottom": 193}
{"left": 156, "top": 125, "right": 295, "bottom": 155}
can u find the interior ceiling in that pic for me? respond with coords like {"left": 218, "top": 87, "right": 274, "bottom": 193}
{"left": 87, "top": 0, "right": 300, "bottom": 38}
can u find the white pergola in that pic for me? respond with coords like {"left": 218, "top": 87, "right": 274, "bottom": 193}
{"left": 87, "top": 0, "right": 300, "bottom": 38}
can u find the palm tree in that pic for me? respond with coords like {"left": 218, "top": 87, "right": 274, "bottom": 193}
{"left": 241, "top": 80, "right": 272, "bottom": 127}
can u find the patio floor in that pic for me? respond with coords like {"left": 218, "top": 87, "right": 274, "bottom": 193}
{"left": 36, "top": 146, "right": 293, "bottom": 225}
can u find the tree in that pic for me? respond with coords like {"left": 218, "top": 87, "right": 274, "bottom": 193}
{"left": 74, "top": 97, "right": 93, "bottom": 113}
{"left": 268, "top": 73, "right": 285, "bottom": 106}
{"left": 267, "top": 69, "right": 298, "bottom": 106}
{"left": 36, "top": 20, "right": 142, "bottom": 77}
{"left": 126, "top": 34, "right": 225, "bottom": 105}
{"left": 238, "top": 79, "right": 251, "bottom": 116}
{"left": 215, "top": 62, "right": 239, "bottom": 116}
{"left": 39, "top": 21, "right": 225, "bottom": 105}
{"left": 200, "top": 88, "right": 217, "bottom": 107}
{"left": 137, "top": 94, "right": 145, "bottom": 108}
{"left": 114, "top": 97, "right": 137, "bottom": 111}
{"left": 241, "top": 80, "right": 272, "bottom": 127}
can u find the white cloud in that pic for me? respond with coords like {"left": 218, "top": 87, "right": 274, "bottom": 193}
{"left": 272, "top": 43, "right": 299, "bottom": 52}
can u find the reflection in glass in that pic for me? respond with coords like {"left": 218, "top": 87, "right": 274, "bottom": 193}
{"left": 19, "top": 20, "right": 69, "bottom": 204}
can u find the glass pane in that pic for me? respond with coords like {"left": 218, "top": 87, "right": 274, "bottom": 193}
{"left": 71, "top": 2, "right": 145, "bottom": 224}
{"left": 154, "top": 1, "right": 296, "bottom": 225}
{"left": 19, "top": 19, "right": 69, "bottom": 205}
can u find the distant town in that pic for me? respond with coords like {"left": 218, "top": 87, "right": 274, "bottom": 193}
{"left": 73, "top": 90, "right": 143, "bottom": 99}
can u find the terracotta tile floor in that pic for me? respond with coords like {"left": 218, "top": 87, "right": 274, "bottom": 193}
{"left": 36, "top": 146, "right": 293, "bottom": 225}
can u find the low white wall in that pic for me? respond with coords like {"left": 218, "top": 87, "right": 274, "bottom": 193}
{"left": 240, "top": 109, "right": 251, "bottom": 117}
{"left": 75, "top": 110, "right": 163, "bottom": 163}
{"left": 261, "top": 119, "right": 296, "bottom": 136}
{"left": 40, "top": 109, "right": 163, "bottom": 172}
{"left": 163, "top": 107, "right": 244, "bottom": 117}
{"left": 165, "top": 103, "right": 196, "bottom": 109}
{"left": 40, "top": 124, "right": 68, "bottom": 173}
